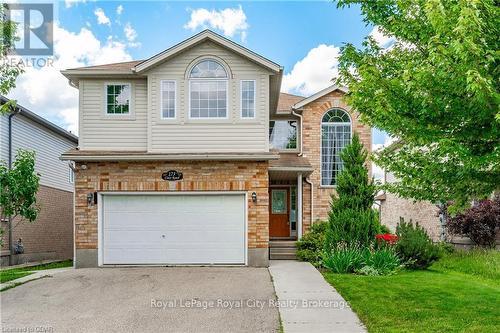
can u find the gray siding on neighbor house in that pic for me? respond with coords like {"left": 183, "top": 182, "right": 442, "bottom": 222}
{"left": 0, "top": 114, "right": 7, "bottom": 163}
{"left": 1, "top": 113, "right": 77, "bottom": 192}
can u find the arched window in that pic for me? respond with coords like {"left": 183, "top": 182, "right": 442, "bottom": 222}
{"left": 189, "top": 59, "right": 228, "bottom": 118}
{"left": 321, "top": 108, "right": 351, "bottom": 186}
{"left": 189, "top": 59, "right": 227, "bottom": 78}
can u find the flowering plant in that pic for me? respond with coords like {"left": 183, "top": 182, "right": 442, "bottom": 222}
{"left": 375, "top": 233, "right": 398, "bottom": 244}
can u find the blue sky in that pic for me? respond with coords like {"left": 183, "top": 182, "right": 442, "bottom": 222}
{"left": 9, "top": 0, "right": 388, "bottom": 148}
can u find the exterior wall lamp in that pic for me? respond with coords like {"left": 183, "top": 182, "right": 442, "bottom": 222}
{"left": 251, "top": 192, "right": 257, "bottom": 203}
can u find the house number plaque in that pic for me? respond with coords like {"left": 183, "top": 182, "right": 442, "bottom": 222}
{"left": 162, "top": 170, "right": 183, "bottom": 181}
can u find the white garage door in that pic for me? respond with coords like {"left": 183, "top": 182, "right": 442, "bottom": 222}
{"left": 101, "top": 194, "right": 246, "bottom": 265}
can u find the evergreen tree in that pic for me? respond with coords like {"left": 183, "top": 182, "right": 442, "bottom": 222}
{"left": 325, "top": 133, "right": 378, "bottom": 249}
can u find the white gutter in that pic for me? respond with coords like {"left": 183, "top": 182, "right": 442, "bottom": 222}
{"left": 305, "top": 176, "right": 314, "bottom": 227}
{"left": 291, "top": 108, "right": 303, "bottom": 156}
{"left": 292, "top": 106, "right": 313, "bottom": 230}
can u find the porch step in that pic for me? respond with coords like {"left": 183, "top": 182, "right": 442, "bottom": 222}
{"left": 269, "top": 241, "right": 297, "bottom": 260}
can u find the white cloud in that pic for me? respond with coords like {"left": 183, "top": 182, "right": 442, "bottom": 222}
{"left": 124, "top": 22, "right": 140, "bottom": 47}
{"left": 184, "top": 6, "right": 249, "bottom": 41}
{"left": 94, "top": 8, "right": 111, "bottom": 26}
{"left": 281, "top": 44, "right": 340, "bottom": 96}
{"left": 369, "top": 26, "right": 396, "bottom": 49}
{"left": 7, "top": 23, "right": 133, "bottom": 134}
{"left": 116, "top": 5, "right": 124, "bottom": 15}
{"left": 372, "top": 135, "right": 398, "bottom": 183}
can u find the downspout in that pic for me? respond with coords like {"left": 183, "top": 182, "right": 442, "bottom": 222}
{"left": 305, "top": 177, "right": 314, "bottom": 227}
{"left": 291, "top": 109, "right": 303, "bottom": 156}
{"left": 292, "top": 106, "right": 314, "bottom": 228}
{"left": 7, "top": 110, "right": 19, "bottom": 266}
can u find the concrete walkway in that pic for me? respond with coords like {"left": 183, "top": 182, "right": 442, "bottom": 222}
{"left": 269, "top": 260, "right": 366, "bottom": 333}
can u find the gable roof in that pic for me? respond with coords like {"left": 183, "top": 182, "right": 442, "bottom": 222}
{"left": 1, "top": 96, "right": 78, "bottom": 143}
{"left": 292, "top": 85, "right": 348, "bottom": 109}
{"left": 134, "top": 30, "right": 282, "bottom": 73}
{"left": 277, "top": 92, "right": 304, "bottom": 113}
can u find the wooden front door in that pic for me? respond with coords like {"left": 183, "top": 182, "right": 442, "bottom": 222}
{"left": 269, "top": 188, "right": 290, "bottom": 238}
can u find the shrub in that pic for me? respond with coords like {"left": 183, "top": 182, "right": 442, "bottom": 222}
{"left": 322, "top": 243, "right": 366, "bottom": 273}
{"left": 378, "top": 224, "right": 392, "bottom": 234}
{"left": 323, "top": 243, "right": 400, "bottom": 275}
{"left": 365, "top": 246, "right": 401, "bottom": 275}
{"left": 395, "top": 218, "right": 441, "bottom": 269}
{"left": 296, "top": 221, "right": 328, "bottom": 267}
{"left": 325, "top": 208, "right": 379, "bottom": 249}
{"left": 448, "top": 197, "right": 500, "bottom": 248}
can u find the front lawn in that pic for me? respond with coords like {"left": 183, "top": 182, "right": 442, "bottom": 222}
{"left": 323, "top": 250, "right": 500, "bottom": 333}
{"left": 0, "top": 260, "right": 73, "bottom": 283}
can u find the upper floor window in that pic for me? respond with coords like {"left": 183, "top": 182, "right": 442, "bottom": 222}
{"left": 161, "top": 80, "right": 176, "bottom": 119}
{"left": 269, "top": 120, "right": 297, "bottom": 150}
{"left": 190, "top": 60, "right": 227, "bottom": 78}
{"left": 241, "top": 80, "right": 255, "bottom": 118}
{"left": 321, "top": 108, "right": 351, "bottom": 186}
{"left": 189, "top": 59, "right": 228, "bottom": 119}
{"left": 106, "top": 83, "right": 131, "bottom": 115}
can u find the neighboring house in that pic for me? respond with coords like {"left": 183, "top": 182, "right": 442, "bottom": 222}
{"left": 377, "top": 170, "right": 442, "bottom": 241}
{"left": 0, "top": 97, "right": 78, "bottom": 265}
{"left": 61, "top": 30, "right": 371, "bottom": 268}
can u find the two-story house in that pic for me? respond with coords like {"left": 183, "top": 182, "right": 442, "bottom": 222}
{"left": 1, "top": 97, "right": 78, "bottom": 265}
{"left": 61, "top": 30, "right": 371, "bottom": 268}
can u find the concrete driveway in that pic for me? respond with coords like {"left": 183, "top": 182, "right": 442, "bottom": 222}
{"left": 1, "top": 267, "right": 279, "bottom": 333}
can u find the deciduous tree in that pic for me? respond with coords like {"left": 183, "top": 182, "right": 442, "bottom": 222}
{"left": 335, "top": 0, "right": 499, "bottom": 208}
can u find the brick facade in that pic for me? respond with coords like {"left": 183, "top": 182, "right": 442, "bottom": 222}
{"left": 1, "top": 185, "right": 74, "bottom": 265}
{"left": 74, "top": 160, "right": 269, "bottom": 265}
{"left": 301, "top": 90, "right": 372, "bottom": 228}
{"left": 379, "top": 193, "right": 441, "bottom": 241}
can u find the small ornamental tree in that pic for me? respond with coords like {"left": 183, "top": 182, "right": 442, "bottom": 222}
{"left": 1, "top": 3, "right": 23, "bottom": 114}
{"left": 0, "top": 150, "right": 40, "bottom": 247}
{"left": 448, "top": 197, "right": 500, "bottom": 248}
{"left": 325, "top": 134, "right": 379, "bottom": 249}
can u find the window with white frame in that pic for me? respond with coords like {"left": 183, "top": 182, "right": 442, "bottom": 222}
{"left": 161, "top": 80, "right": 176, "bottom": 119}
{"left": 106, "top": 83, "right": 131, "bottom": 114}
{"left": 241, "top": 80, "right": 255, "bottom": 118}
{"left": 189, "top": 59, "right": 228, "bottom": 118}
{"left": 321, "top": 109, "right": 351, "bottom": 186}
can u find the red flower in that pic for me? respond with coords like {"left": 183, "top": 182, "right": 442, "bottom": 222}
{"left": 375, "top": 233, "right": 398, "bottom": 244}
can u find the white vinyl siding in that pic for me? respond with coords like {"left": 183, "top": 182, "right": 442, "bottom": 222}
{"left": 161, "top": 80, "right": 176, "bottom": 119}
{"left": 241, "top": 80, "right": 256, "bottom": 118}
{"left": 1, "top": 114, "right": 77, "bottom": 192}
{"left": 79, "top": 79, "right": 147, "bottom": 150}
{"left": 146, "top": 41, "right": 271, "bottom": 153}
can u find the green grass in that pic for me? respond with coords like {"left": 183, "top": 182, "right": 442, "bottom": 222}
{"left": 0, "top": 260, "right": 72, "bottom": 283}
{"left": 323, "top": 250, "right": 500, "bottom": 333}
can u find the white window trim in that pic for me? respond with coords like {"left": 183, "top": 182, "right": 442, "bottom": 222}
{"left": 240, "top": 80, "right": 256, "bottom": 119}
{"left": 103, "top": 82, "right": 134, "bottom": 118}
{"left": 319, "top": 109, "right": 353, "bottom": 188}
{"left": 269, "top": 119, "right": 299, "bottom": 152}
{"left": 188, "top": 79, "right": 229, "bottom": 120}
{"left": 160, "top": 80, "right": 176, "bottom": 120}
